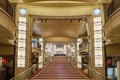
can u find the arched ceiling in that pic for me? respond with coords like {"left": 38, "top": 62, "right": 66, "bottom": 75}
{"left": 10, "top": 0, "right": 111, "bottom": 7}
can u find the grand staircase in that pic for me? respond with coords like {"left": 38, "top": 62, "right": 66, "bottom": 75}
{"left": 31, "top": 56, "right": 90, "bottom": 80}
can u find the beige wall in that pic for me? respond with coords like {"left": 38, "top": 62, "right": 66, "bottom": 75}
{"left": 17, "top": 4, "right": 103, "bottom": 16}
{"left": 106, "top": 45, "right": 120, "bottom": 56}
{"left": 0, "top": 45, "right": 14, "bottom": 55}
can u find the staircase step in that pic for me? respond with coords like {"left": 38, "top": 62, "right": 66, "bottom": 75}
{"left": 33, "top": 79, "right": 87, "bottom": 80}
{"left": 31, "top": 56, "right": 90, "bottom": 80}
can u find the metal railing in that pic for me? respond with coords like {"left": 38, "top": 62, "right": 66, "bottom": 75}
{"left": 0, "top": 0, "right": 14, "bottom": 18}
{"left": 106, "top": 0, "right": 120, "bottom": 19}
{"left": 83, "top": 64, "right": 111, "bottom": 80}
{"left": 10, "top": 62, "right": 43, "bottom": 80}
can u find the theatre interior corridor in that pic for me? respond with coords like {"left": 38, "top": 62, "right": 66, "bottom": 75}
{"left": 0, "top": 0, "right": 120, "bottom": 80}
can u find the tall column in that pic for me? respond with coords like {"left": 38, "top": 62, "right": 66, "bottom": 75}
{"left": 74, "top": 42, "right": 77, "bottom": 66}
{"left": 76, "top": 40, "right": 82, "bottom": 69}
{"left": 88, "top": 4, "right": 106, "bottom": 80}
{"left": 43, "top": 42, "right": 46, "bottom": 66}
{"left": 15, "top": 5, "right": 32, "bottom": 79}
{"left": 65, "top": 44, "right": 67, "bottom": 55}
{"left": 54, "top": 44, "right": 56, "bottom": 55}
{"left": 38, "top": 40, "right": 43, "bottom": 69}
{"left": 67, "top": 43, "right": 71, "bottom": 62}
{"left": 117, "top": 62, "right": 120, "bottom": 80}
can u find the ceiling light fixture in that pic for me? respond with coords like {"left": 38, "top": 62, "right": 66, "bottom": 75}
{"left": 78, "top": 19, "right": 80, "bottom": 22}
{"left": 19, "top": 8, "right": 27, "bottom": 16}
{"left": 93, "top": 8, "right": 101, "bottom": 16}
{"left": 41, "top": 20, "right": 43, "bottom": 22}
{"left": 45, "top": 20, "right": 47, "bottom": 22}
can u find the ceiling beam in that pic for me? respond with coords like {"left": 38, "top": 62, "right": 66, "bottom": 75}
{"left": 24, "top": 0, "right": 97, "bottom": 3}
{"left": 23, "top": 0, "right": 111, "bottom": 3}
{"left": 9, "top": 0, "right": 23, "bottom": 3}
{"left": 32, "top": 35, "right": 42, "bottom": 39}
{"left": 23, "top": 0, "right": 91, "bottom": 3}
{"left": 9, "top": 0, "right": 111, "bottom": 4}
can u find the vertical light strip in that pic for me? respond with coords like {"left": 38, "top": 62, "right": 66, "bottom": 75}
{"left": 93, "top": 8, "right": 103, "bottom": 67}
{"left": 77, "top": 41, "right": 82, "bottom": 68}
{"left": 17, "top": 8, "right": 27, "bottom": 67}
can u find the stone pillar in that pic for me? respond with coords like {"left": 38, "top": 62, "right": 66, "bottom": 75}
{"left": 15, "top": 5, "right": 32, "bottom": 79}
{"left": 76, "top": 41, "right": 82, "bottom": 69}
{"left": 74, "top": 42, "right": 78, "bottom": 66}
{"left": 43, "top": 42, "right": 46, "bottom": 66}
{"left": 89, "top": 17, "right": 105, "bottom": 80}
{"left": 38, "top": 41, "right": 44, "bottom": 69}
{"left": 54, "top": 44, "right": 56, "bottom": 55}
{"left": 67, "top": 43, "right": 71, "bottom": 62}
{"left": 88, "top": 5, "right": 106, "bottom": 80}
{"left": 117, "top": 61, "right": 120, "bottom": 80}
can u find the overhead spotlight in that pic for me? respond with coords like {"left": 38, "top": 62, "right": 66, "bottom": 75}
{"left": 78, "top": 19, "right": 80, "bottom": 22}
{"left": 38, "top": 18, "right": 41, "bottom": 20}
{"left": 45, "top": 20, "right": 47, "bottom": 22}
{"left": 19, "top": 8, "right": 27, "bottom": 16}
{"left": 33, "top": 18, "right": 36, "bottom": 21}
{"left": 41, "top": 20, "right": 43, "bottom": 22}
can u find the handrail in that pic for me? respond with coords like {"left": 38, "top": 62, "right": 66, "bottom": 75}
{"left": 70, "top": 62, "right": 91, "bottom": 80}
{"left": 30, "top": 63, "right": 51, "bottom": 80}
{"left": 10, "top": 62, "right": 43, "bottom": 80}
{"left": 83, "top": 64, "right": 110, "bottom": 80}
{"left": 10, "top": 67, "right": 33, "bottom": 80}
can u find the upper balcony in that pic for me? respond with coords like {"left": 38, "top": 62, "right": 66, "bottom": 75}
{"left": 0, "top": 0, "right": 15, "bottom": 55}
{"left": 106, "top": 0, "right": 120, "bottom": 19}
{"left": 104, "top": 0, "right": 120, "bottom": 45}
{"left": 0, "top": 0, "right": 14, "bottom": 18}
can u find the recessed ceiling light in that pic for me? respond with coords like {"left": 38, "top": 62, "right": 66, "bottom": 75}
{"left": 19, "top": 8, "right": 27, "bottom": 16}
{"left": 93, "top": 8, "right": 101, "bottom": 16}
{"left": 39, "top": 38, "right": 43, "bottom": 42}
{"left": 77, "top": 38, "right": 81, "bottom": 42}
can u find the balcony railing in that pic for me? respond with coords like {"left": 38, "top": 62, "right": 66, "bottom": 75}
{"left": 107, "top": 0, "right": 120, "bottom": 19}
{"left": 0, "top": 0, "right": 14, "bottom": 19}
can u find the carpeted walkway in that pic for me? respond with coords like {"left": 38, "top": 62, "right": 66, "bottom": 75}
{"left": 31, "top": 56, "right": 90, "bottom": 80}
